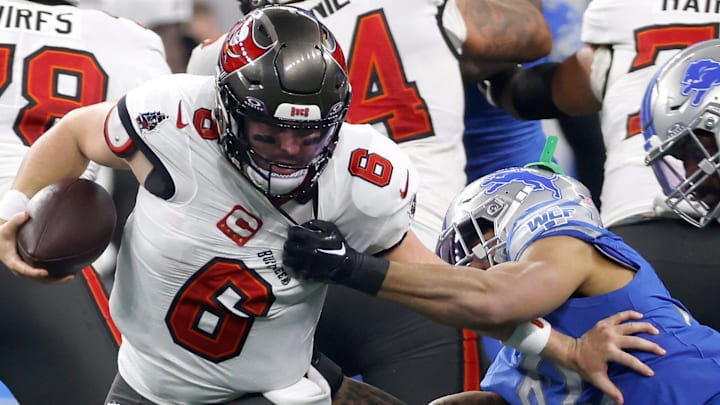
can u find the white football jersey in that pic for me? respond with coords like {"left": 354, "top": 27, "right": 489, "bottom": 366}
{"left": 80, "top": 0, "right": 193, "bottom": 27}
{"left": 187, "top": 0, "right": 465, "bottom": 249}
{"left": 582, "top": 0, "right": 720, "bottom": 226}
{"left": 0, "top": 0, "right": 170, "bottom": 195}
{"left": 104, "top": 74, "right": 417, "bottom": 403}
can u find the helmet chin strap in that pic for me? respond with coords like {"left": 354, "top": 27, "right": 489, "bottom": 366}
{"left": 245, "top": 159, "right": 308, "bottom": 196}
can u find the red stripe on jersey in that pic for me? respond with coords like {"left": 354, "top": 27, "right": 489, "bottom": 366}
{"left": 104, "top": 105, "right": 135, "bottom": 157}
{"left": 531, "top": 318, "right": 546, "bottom": 328}
{"left": 81, "top": 266, "right": 122, "bottom": 345}
{"left": 462, "top": 328, "right": 481, "bottom": 390}
{"left": 626, "top": 112, "right": 642, "bottom": 139}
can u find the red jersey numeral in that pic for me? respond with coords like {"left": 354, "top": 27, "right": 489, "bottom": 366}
{"left": 345, "top": 10, "right": 434, "bottom": 143}
{"left": 0, "top": 44, "right": 108, "bottom": 145}
{"left": 631, "top": 24, "right": 718, "bottom": 71}
{"left": 165, "top": 258, "right": 275, "bottom": 363}
{"left": 0, "top": 45, "right": 14, "bottom": 96}
{"left": 348, "top": 148, "right": 394, "bottom": 187}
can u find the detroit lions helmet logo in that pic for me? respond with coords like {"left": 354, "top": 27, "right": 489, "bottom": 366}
{"left": 681, "top": 58, "right": 720, "bottom": 106}
{"left": 480, "top": 169, "right": 562, "bottom": 199}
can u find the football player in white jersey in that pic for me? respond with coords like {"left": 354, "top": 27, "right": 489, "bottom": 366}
{"left": 642, "top": 39, "right": 720, "bottom": 228}
{"left": 186, "top": 2, "right": 552, "bottom": 402}
{"left": 0, "top": 6, "right": 409, "bottom": 404}
{"left": 0, "top": 0, "right": 170, "bottom": 403}
{"left": 484, "top": 0, "right": 720, "bottom": 331}
{"left": 0, "top": 5, "right": 667, "bottom": 404}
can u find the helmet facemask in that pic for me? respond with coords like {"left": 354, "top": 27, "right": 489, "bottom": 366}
{"left": 642, "top": 40, "right": 720, "bottom": 227}
{"left": 645, "top": 109, "right": 720, "bottom": 227}
{"left": 216, "top": 82, "right": 345, "bottom": 199}
{"left": 437, "top": 196, "right": 509, "bottom": 269}
{"left": 215, "top": 5, "right": 351, "bottom": 200}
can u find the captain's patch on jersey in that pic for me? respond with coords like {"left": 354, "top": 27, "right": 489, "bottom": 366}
{"left": 136, "top": 111, "right": 169, "bottom": 133}
{"left": 217, "top": 204, "right": 263, "bottom": 246}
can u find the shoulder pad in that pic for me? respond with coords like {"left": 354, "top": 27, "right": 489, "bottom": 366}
{"left": 333, "top": 124, "right": 418, "bottom": 219}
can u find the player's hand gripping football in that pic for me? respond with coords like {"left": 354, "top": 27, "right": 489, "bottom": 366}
{"left": 0, "top": 214, "right": 68, "bottom": 282}
{"left": 283, "top": 219, "right": 389, "bottom": 295}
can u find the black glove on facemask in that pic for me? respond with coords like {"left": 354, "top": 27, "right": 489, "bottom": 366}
{"left": 283, "top": 219, "right": 389, "bottom": 295}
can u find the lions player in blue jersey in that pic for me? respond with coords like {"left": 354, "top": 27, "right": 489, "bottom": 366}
{"left": 284, "top": 163, "right": 720, "bottom": 404}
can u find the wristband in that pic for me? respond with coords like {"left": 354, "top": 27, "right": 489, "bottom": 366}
{"left": 502, "top": 317, "right": 551, "bottom": 355}
{"left": 0, "top": 189, "right": 29, "bottom": 221}
{"left": 311, "top": 348, "right": 344, "bottom": 398}
{"left": 341, "top": 253, "right": 389, "bottom": 296}
{"left": 481, "top": 65, "right": 521, "bottom": 108}
{"left": 509, "top": 62, "right": 568, "bottom": 120}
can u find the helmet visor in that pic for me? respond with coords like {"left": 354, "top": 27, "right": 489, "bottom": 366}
{"left": 436, "top": 214, "right": 502, "bottom": 268}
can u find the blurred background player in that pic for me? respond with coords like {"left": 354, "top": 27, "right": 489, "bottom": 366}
{"left": 642, "top": 40, "right": 720, "bottom": 228}
{"left": 79, "top": 0, "right": 193, "bottom": 72}
{"left": 484, "top": 0, "right": 720, "bottom": 331}
{"left": 186, "top": 1, "right": 552, "bottom": 403}
{"left": 0, "top": 0, "right": 171, "bottom": 403}
{"left": 462, "top": 0, "right": 603, "bottom": 207}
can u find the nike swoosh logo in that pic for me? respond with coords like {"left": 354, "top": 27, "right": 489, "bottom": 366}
{"left": 400, "top": 169, "right": 409, "bottom": 199}
{"left": 176, "top": 100, "right": 188, "bottom": 129}
{"left": 317, "top": 244, "right": 347, "bottom": 256}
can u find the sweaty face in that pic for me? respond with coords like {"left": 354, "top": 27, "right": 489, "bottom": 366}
{"left": 678, "top": 130, "right": 720, "bottom": 208}
{"left": 244, "top": 119, "right": 330, "bottom": 174}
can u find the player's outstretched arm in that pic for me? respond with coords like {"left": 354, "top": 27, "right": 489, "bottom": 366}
{"left": 284, "top": 220, "right": 666, "bottom": 404}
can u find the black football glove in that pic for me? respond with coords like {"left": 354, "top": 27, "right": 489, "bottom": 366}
{"left": 283, "top": 219, "right": 389, "bottom": 295}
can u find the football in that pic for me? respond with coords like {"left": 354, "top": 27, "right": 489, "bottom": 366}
{"left": 17, "top": 178, "right": 116, "bottom": 277}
